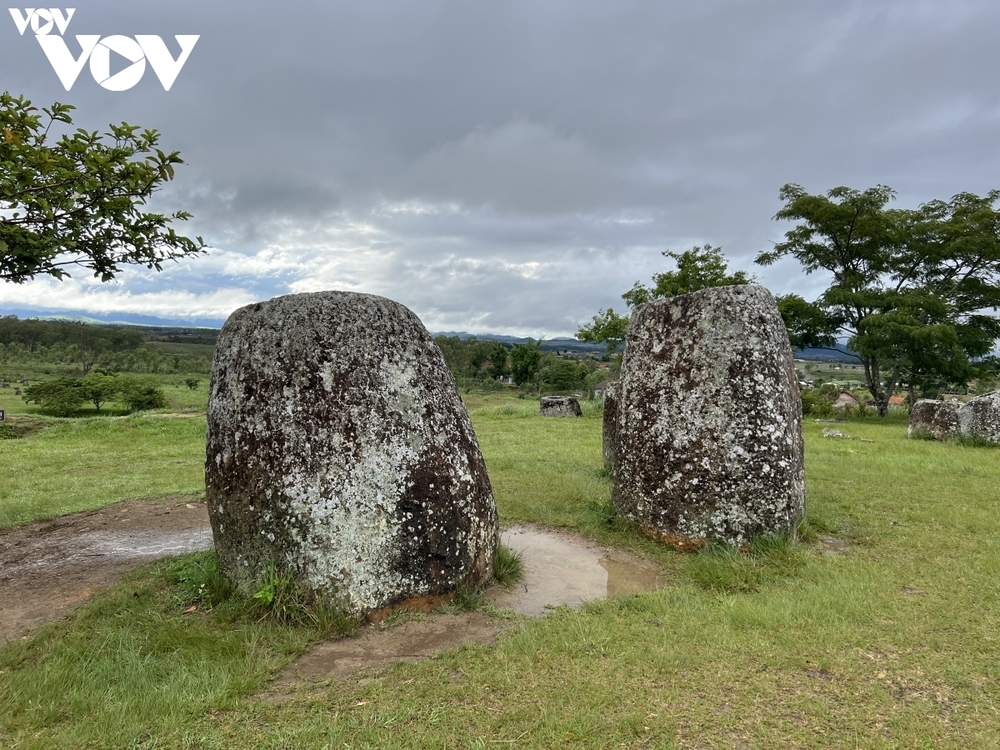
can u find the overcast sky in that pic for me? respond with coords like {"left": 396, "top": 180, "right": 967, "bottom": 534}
{"left": 2, "top": 1, "right": 999, "bottom": 334}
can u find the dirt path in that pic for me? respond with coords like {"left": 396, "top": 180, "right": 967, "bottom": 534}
{"left": 0, "top": 496, "right": 212, "bottom": 642}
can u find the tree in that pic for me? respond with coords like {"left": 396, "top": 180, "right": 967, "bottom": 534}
{"left": 577, "top": 245, "right": 752, "bottom": 353}
{"left": 487, "top": 342, "right": 509, "bottom": 380}
{"left": 80, "top": 372, "right": 119, "bottom": 413}
{"left": 22, "top": 377, "right": 84, "bottom": 417}
{"left": 510, "top": 339, "right": 542, "bottom": 386}
{"left": 1, "top": 92, "right": 205, "bottom": 283}
{"left": 757, "top": 184, "right": 1000, "bottom": 416}
{"left": 622, "top": 244, "right": 753, "bottom": 308}
{"left": 576, "top": 307, "right": 629, "bottom": 356}
{"left": 538, "top": 357, "right": 585, "bottom": 392}
{"left": 118, "top": 376, "right": 168, "bottom": 412}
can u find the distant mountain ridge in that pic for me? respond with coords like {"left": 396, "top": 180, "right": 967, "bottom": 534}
{"left": 0, "top": 306, "right": 224, "bottom": 329}
{"left": 0, "top": 307, "right": 603, "bottom": 351}
{"left": 432, "top": 331, "right": 605, "bottom": 353}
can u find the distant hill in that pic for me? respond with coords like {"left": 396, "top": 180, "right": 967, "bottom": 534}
{"left": 0, "top": 306, "right": 225, "bottom": 329}
{"left": 794, "top": 343, "right": 859, "bottom": 363}
{"left": 0, "top": 307, "right": 868, "bottom": 360}
{"left": 432, "top": 332, "right": 605, "bottom": 354}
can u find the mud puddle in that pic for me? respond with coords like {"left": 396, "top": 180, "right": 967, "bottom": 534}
{"left": 0, "top": 497, "right": 210, "bottom": 642}
{"left": 0, "top": 501, "right": 669, "bottom": 687}
{"left": 492, "top": 525, "right": 670, "bottom": 616}
{"left": 270, "top": 524, "right": 669, "bottom": 692}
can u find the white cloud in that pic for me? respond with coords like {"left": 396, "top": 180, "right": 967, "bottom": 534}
{"left": 2, "top": 275, "right": 258, "bottom": 321}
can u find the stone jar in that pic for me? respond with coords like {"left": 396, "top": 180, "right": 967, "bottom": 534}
{"left": 612, "top": 284, "right": 805, "bottom": 546}
{"left": 206, "top": 291, "right": 498, "bottom": 618}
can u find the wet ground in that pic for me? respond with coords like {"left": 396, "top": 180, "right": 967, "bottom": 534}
{"left": 271, "top": 525, "right": 670, "bottom": 691}
{"left": 0, "top": 499, "right": 670, "bottom": 687}
{"left": 0, "top": 497, "right": 211, "bottom": 642}
{"left": 492, "top": 525, "right": 670, "bottom": 616}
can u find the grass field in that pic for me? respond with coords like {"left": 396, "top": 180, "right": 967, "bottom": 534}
{"left": 1, "top": 395, "right": 999, "bottom": 748}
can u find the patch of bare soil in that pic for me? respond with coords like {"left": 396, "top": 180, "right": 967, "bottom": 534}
{"left": 267, "top": 611, "right": 509, "bottom": 700}
{"left": 0, "top": 496, "right": 211, "bottom": 643}
{"left": 0, "top": 503, "right": 670, "bottom": 694}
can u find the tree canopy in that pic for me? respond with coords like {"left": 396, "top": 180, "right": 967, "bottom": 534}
{"left": 577, "top": 245, "right": 752, "bottom": 354}
{"left": 1, "top": 92, "right": 205, "bottom": 283}
{"left": 758, "top": 183, "right": 1000, "bottom": 415}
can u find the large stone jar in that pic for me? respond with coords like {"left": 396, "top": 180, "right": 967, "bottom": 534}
{"left": 612, "top": 284, "right": 805, "bottom": 546}
{"left": 206, "top": 291, "right": 498, "bottom": 617}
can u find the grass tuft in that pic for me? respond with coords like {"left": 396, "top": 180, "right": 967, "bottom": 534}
{"left": 686, "top": 532, "right": 808, "bottom": 593}
{"left": 492, "top": 544, "right": 525, "bottom": 588}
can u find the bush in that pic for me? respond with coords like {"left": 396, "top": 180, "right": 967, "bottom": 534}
{"left": 22, "top": 377, "right": 85, "bottom": 417}
{"left": 800, "top": 388, "right": 835, "bottom": 418}
{"left": 119, "top": 377, "right": 168, "bottom": 412}
{"left": 0, "top": 423, "right": 26, "bottom": 439}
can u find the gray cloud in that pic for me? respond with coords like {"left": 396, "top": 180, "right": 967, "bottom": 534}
{"left": 2, "top": 1, "right": 1000, "bottom": 333}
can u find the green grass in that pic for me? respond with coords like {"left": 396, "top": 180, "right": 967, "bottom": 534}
{"left": 0, "top": 415, "right": 206, "bottom": 530}
{"left": 2, "top": 396, "right": 1000, "bottom": 747}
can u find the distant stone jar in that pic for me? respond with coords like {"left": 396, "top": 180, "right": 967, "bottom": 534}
{"left": 908, "top": 399, "right": 961, "bottom": 441}
{"left": 205, "top": 292, "right": 498, "bottom": 618}
{"left": 612, "top": 284, "right": 805, "bottom": 546}
{"left": 539, "top": 396, "right": 582, "bottom": 417}
{"left": 957, "top": 391, "right": 1000, "bottom": 444}
{"left": 910, "top": 391, "right": 1000, "bottom": 445}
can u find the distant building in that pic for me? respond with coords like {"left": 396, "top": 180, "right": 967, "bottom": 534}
{"left": 833, "top": 391, "right": 859, "bottom": 409}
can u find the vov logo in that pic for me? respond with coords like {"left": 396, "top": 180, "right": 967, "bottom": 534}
{"left": 8, "top": 8, "right": 199, "bottom": 91}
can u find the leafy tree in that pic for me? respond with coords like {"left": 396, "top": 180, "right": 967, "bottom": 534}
{"left": 487, "top": 342, "right": 509, "bottom": 380}
{"left": 576, "top": 307, "right": 629, "bottom": 356}
{"left": 1, "top": 92, "right": 205, "bottom": 283}
{"left": 119, "top": 377, "right": 168, "bottom": 412}
{"left": 577, "top": 245, "right": 751, "bottom": 353}
{"left": 510, "top": 339, "right": 542, "bottom": 386}
{"left": 539, "top": 358, "right": 585, "bottom": 392}
{"left": 758, "top": 184, "right": 1000, "bottom": 416}
{"left": 622, "top": 244, "right": 753, "bottom": 308}
{"left": 80, "top": 372, "right": 119, "bottom": 413}
{"left": 22, "top": 377, "right": 84, "bottom": 417}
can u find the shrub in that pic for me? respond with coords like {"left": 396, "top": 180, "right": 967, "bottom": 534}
{"left": 800, "top": 388, "right": 835, "bottom": 418}
{"left": 22, "top": 378, "right": 85, "bottom": 417}
{"left": 119, "top": 377, "right": 169, "bottom": 412}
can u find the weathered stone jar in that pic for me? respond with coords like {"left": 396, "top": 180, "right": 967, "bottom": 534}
{"left": 611, "top": 284, "right": 805, "bottom": 546}
{"left": 205, "top": 291, "right": 498, "bottom": 618}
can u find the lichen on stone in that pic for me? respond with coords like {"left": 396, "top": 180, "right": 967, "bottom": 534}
{"left": 205, "top": 291, "right": 498, "bottom": 617}
{"left": 611, "top": 284, "right": 805, "bottom": 546}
